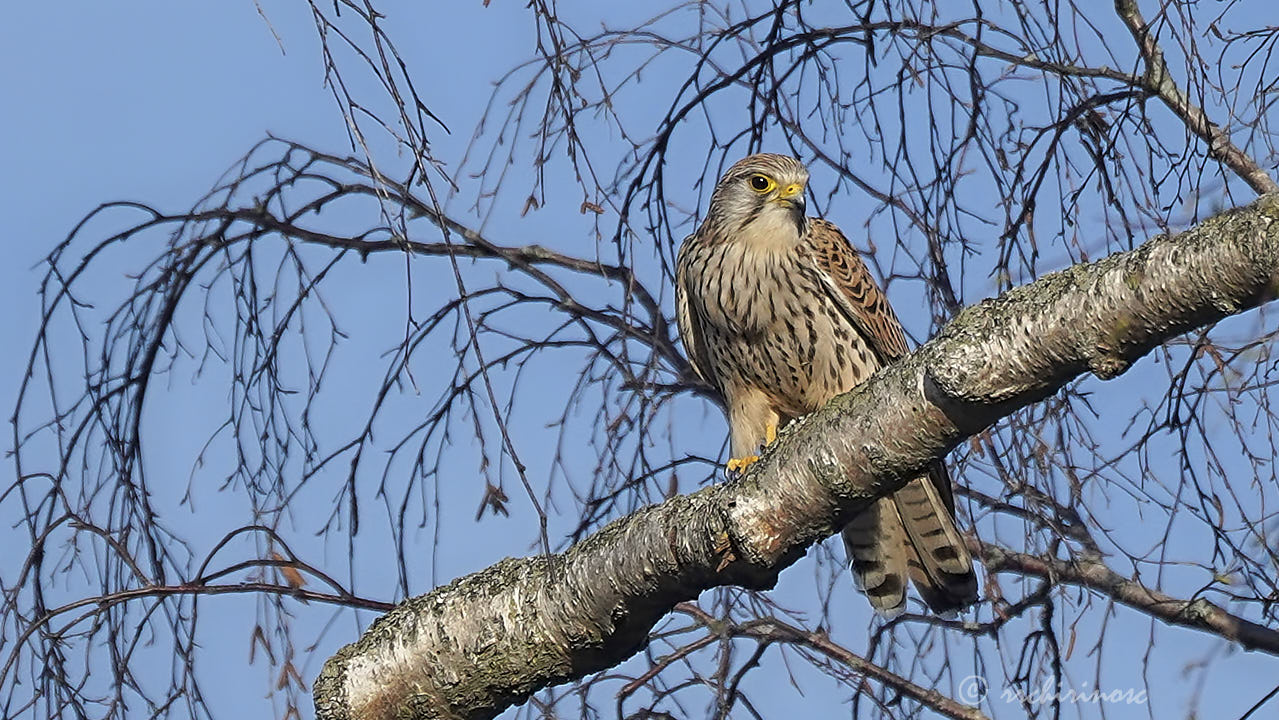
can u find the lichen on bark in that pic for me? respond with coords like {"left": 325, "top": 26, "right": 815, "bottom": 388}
{"left": 317, "top": 194, "right": 1279, "bottom": 720}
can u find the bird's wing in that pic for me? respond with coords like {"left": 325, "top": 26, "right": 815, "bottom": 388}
{"left": 807, "top": 218, "right": 967, "bottom": 555}
{"left": 804, "top": 218, "right": 910, "bottom": 364}
{"left": 674, "top": 236, "right": 717, "bottom": 387}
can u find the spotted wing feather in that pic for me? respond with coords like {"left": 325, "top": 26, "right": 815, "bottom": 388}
{"left": 807, "top": 218, "right": 978, "bottom": 613}
{"left": 675, "top": 235, "right": 717, "bottom": 389}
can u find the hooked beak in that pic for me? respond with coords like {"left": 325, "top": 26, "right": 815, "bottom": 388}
{"left": 773, "top": 183, "right": 806, "bottom": 218}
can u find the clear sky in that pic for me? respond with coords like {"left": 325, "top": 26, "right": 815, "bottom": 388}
{"left": 3, "top": 3, "right": 1277, "bottom": 719}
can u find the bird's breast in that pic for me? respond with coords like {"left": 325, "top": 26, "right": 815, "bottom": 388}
{"left": 685, "top": 241, "right": 876, "bottom": 414}
{"left": 690, "top": 242, "right": 796, "bottom": 336}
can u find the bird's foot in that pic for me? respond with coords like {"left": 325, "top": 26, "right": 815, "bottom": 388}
{"left": 726, "top": 455, "right": 760, "bottom": 475}
{"left": 726, "top": 425, "right": 779, "bottom": 477}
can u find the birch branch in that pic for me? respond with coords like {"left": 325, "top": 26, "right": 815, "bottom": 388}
{"left": 314, "top": 194, "right": 1279, "bottom": 720}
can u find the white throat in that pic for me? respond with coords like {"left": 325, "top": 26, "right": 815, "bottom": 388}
{"left": 738, "top": 206, "right": 804, "bottom": 250}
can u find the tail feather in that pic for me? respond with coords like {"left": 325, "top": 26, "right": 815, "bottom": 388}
{"left": 844, "top": 462, "right": 978, "bottom": 615}
{"left": 841, "top": 497, "right": 908, "bottom": 616}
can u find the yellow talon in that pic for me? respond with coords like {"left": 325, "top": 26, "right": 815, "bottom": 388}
{"left": 726, "top": 427, "right": 777, "bottom": 475}
{"left": 726, "top": 455, "right": 760, "bottom": 474}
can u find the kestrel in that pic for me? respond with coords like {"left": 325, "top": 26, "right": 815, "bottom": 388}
{"left": 675, "top": 153, "right": 977, "bottom": 615}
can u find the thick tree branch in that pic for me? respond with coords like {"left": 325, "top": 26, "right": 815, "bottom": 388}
{"left": 314, "top": 195, "right": 1279, "bottom": 719}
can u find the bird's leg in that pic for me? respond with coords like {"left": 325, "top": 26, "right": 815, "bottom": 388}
{"left": 726, "top": 391, "right": 779, "bottom": 476}
{"left": 726, "top": 423, "right": 779, "bottom": 474}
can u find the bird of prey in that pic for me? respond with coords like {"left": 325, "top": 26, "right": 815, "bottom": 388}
{"left": 674, "top": 153, "right": 977, "bottom": 615}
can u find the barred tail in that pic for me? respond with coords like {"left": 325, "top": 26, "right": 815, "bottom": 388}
{"left": 844, "top": 463, "right": 977, "bottom": 615}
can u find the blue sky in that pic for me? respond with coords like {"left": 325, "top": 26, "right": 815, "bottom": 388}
{"left": 4, "top": 3, "right": 1278, "bottom": 719}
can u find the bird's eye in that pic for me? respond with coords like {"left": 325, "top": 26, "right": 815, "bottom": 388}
{"left": 748, "top": 174, "right": 775, "bottom": 193}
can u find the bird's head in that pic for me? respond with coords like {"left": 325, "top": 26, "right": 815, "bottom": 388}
{"left": 705, "top": 153, "right": 809, "bottom": 245}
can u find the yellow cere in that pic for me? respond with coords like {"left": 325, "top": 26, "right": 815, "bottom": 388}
{"left": 778, "top": 183, "right": 803, "bottom": 199}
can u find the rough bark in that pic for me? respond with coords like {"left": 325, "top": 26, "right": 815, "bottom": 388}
{"left": 313, "top": 194, "right": 1279, "bottom": 720}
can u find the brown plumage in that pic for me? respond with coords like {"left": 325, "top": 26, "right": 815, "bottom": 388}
{"left": 675, "top": 153, "right": 977, "bottom": 615}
